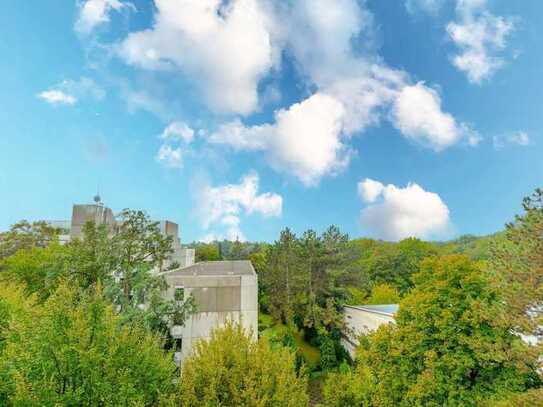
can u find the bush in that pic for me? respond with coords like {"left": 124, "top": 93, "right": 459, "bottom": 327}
{"left": 176, "top": 322, "right": 309, "bottom": 406}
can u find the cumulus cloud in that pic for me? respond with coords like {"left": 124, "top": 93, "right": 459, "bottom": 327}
{"left": 205, "top": 0, "right": 475, "bottom": 185}
{"left": 118, "top": 0, "right": 277, "bottom": 115}
{"left": 447, "top": 0, "right": 515, "bottom": 84}
{"left": 358, "top": 178, "right": 385, "bottom": 203}
{"left": 156, "top": 121, "right": 194, "bottom": 169}
{"left": 75, "top": 0, "right": 133, "bottom": 35}
{"left": 196, "top": 171, "right": 282, "bottom": 241}
{"left": 391, "top": 83, "right": 479, "bottom": 150}
{"left": 493, "top": 131, "right": 531, "bottom": 149}
{"left": 113, "top": 0, "right": 477, "bottom": 185}
{"left": 37, "top": 90, "right": 77, "bottom": 106}
{"left": 358, "top": 178, "right": 451, "bottom": 241}
{"left": 209, "top": 93, "right": 352, "bottom": 186}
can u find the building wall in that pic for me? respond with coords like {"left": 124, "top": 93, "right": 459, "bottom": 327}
{"left": 342, "top": 306, "right": 395, "bottom": 359}
{"left": 164, "top": 273, "right": 258, "bottom": 364}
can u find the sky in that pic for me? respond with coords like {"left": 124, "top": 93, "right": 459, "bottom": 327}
{"left": 0, "top": 0, "right": 542, "bottom": 243}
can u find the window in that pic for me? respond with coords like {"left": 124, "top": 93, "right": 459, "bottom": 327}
{"left": 174, "top": 287, "right": 184, "bottom": 302}
{"left": 175, "top": 338, "right": 183, "bottom": 352}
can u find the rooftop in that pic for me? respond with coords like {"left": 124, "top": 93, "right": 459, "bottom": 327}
{"left": 163, "top": 260, "right": 256, "bottom": 277}
{"left": 345, "top": 304, "right": 399, "bottom": 317}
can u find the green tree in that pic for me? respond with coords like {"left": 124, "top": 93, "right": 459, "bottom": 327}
{"left": 195, "top": 242, "right": 221, "bottom": 262}
{"left": 357, "top": 255, "right": 539, "bottom": 406}
{"left": 365, "top": 283, "right": 400, "bottom": 305}
{"left": 0, "top": 243, "right": 67, "bottom": 302}
{"left": 174, "top": 322, "right": 309, "bottom": 406}
{"left": 263, "top": 228, "right": 299, "bottom": 324}
{"left": 0, "top": 283, "right": 176, "bottom": 406}
{"left": 491, "top": 188, "right": 543, "bottom": 340}
{"left": 0, "top": 220, "right": 61, "bottom": 260}
{"left": 322, "top": 364, "right": 374, "bottom": 407}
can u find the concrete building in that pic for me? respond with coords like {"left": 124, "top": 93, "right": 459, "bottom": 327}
{"left": 46, "top": 197, "right": 195, "bottom": 268}
{"left": 162, "top": 260, "right": 258, "bottom": 365}
{"left": 342, "top": 304, "right": 398, "bottom": 359}
{"left": 44, "top": 197, "right": 258, "bottom": 364}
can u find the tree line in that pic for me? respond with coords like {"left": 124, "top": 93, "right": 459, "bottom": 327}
{"left": 0, "top": 189, "right": 542, "bottom": 405}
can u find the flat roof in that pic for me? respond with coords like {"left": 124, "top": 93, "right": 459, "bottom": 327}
{"left": 344, "top": 304, "right": 399, "bottom": 317}
{"left": 163, "top": 260, "right": 256, "bottom": 277}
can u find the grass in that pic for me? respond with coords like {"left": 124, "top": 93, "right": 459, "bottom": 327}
{"left": 259, "top": 312, "right": 321, "bottom": 369}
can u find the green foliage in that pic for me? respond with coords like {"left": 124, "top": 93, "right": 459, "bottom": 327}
{"left": 365, "top": 283, "right": 400, "bottom": 305}
{"left": 319, "top": 334, "right": 338, "bottom": 371}
{"left": 0, "top": 283, "right": 176, "bottom": 406}
{"left": 175, "top": 322, "right": 309, "bottom": 406}
{"left": 489, "top": 388, "right": 543, "bottom": 406}
{"left": 345, "top": 286, "right": 367, "bottom": 305}
{"left": 0, "top": 220, "right": 61, "bottom": 260}
{"left": 357, "top": 255, "right": 540, "bottom": 406}
{"left": 263, "top": 226, "right": 349, "bottom": 335}
{"left": 321, "top": 364, "right": 374, "bottom": 407}
{"left": 491, "top": 188, "right": 543, "bottom": 340}
{"left": 0, "top": 243, "right": 67, "bottom": 301}
{"left": 1, "top": 210, "right": 196, "bottom": 338}
{"left": 194, "top": 242, "right": 221, "bottom": 262}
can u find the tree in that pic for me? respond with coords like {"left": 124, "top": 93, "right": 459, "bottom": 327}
{"left": 322, "top": 364, "right": 374, "bottom": 407}
{"left": 195, "top": 243, "right": 221, "bottom": 262}
{"left": 1, "top": 211, "right": 196, "bottom": 337}
{"left": 357, "top": 255, "right": 540, "bottom": 406}
{"left": 491, "top": 188, "right": 543, "bottom": 340}
{"left": 365, "top": 283, "right": 400, "bottom": 305}
{"left": 263, "top": 228, "right": 299, "bottom": 324}
{"left": 0, "top": 220, "right": 60, "bottom": 260}
{"left": 0, "top": 243, "right": 67, "bottom": 302}
{"left": 0, "top": 283, "right": 176, "bottom": 406}
{"left": 174, "top": 322, "right": 309, "bottom": 406}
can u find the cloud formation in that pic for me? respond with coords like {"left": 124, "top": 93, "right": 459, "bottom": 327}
{"left": 37, "top": 77, "right": 105, "bottom": 106}
{"left": 156, "top": 121, "right": 194, "bottom": 169}
{"left": 447, "top": 0, "right": 515, "bottom": 84}
{"left": 112, "top": 0, "right": 478, "bottom": 185}
{"left": 209, "top": 93, "right": 352, "bottom": 186}
{"left": 358, "top": 178, "right": 450, "bottom": 241}
{"left": 119, "top": 0, "right": 277, "bottom": 115}
{"left": 75, "top": 0, "right": 133, "bottom": 35}
{"left": 196, "top": 171, "right": 282, "bottom": 241}
{"left": 37, "top": 90, "right": 77, "bottom": 106}
{"left": 391, "top": 83, "right": 479, "bottom": 150}
{"left": 205, "top": 0, "right": 476, "bottom": 185}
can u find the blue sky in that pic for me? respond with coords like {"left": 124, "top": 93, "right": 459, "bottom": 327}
{"left": 0, "top": 0, "right": 541, "bottom": 243}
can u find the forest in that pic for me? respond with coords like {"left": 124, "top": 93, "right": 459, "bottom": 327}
{"left": 0, "top": 189, "right": 542, "bottom": 406}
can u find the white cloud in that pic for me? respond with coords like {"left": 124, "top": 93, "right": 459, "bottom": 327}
{"left": 493, "top": 131, "right": 531, "bottom": 149}
{"left": 196, "top": 171, "right": 282, "bottom": 241}
{"left": 37, "top": 77, "right": 105, "bottom": 107}
{"left": 156, "top": 122, "right": 195, "bottom": 169}
{"left": 390, "top": 82, "right": 478, "bottom": 151}
{"left": 160, "top": 121, "right": 194, "bottom": 143}
{"left": 75, "top": 0, "right": 133, "bottom": 35}
{"left": 37, "top": 90, "right": 77, "bottom": 106}
{"left": 358, "top": 178, "right": 451, "bottom": 241}
{"left": 209, "top": 93, "right": 352, "bottom": 186}
{"left": 156, "top": 145, "right": 183, "bottom": 169}
{"left": 118, "top": 0, "right": 277, "bottom": 115}
{"left": 358, "top": 178, "right": 384, "bottom": 203}
{"left": 447, "top": 0, "right": 515, "bottom": 84}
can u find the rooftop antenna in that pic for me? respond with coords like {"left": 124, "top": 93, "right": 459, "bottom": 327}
{"left": 93, "top": 185, "right": 103, "bottom": 206}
